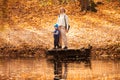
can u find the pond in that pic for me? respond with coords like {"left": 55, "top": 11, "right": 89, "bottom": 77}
{"left": 0, "top": 58, "right": 120, "bottom": 80}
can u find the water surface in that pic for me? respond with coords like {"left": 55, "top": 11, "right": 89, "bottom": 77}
{"left": 0, "top": 58, "right": 120, "bottom": 80}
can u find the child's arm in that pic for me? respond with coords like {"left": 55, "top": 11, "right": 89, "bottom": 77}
{"left": 54, "top": 30, "right": 59, "bottom": 35}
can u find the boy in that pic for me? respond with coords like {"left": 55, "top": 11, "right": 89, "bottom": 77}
{"left": 53, "top": 24, "right": 60, "bottom": 49}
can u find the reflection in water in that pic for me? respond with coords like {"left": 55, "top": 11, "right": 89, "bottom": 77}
{"left": 0, "top": 58, "right": 120, "bottom": 80}
{"left": 52, "top": 57, "right": 91, "bottom": 80}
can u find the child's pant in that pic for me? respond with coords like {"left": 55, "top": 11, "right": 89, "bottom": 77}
{"left": 54, "top": 36, "right": 59, "bottom": 47}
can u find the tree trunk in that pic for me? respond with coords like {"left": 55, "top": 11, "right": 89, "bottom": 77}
{"left": 2, "top": 0, "right": 8, "bottom": 22}
{"left": 80, "top": 0, "right": 97, "bottom": 13}
{"left": 58, "top": 0, "right": 62, "bottom": 4}
{"left": 58, "top": 0, "right": 68, "bottom": 4}
{"left": 80, "top": 0, "right": 89, "bottom": 12}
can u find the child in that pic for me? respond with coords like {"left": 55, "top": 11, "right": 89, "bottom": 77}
{"left": 53, "top": 24, "right": 60, "bottom": 49}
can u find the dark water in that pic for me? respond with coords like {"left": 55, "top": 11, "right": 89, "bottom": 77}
{"left": 0, "top": 58, "right": 120, "bottom": 80}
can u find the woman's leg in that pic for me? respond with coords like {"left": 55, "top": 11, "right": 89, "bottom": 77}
{"left": 59, "top": 27, "right": 62, "bottom": 48}
{"left": 61, "top": 28, "right": 67, "bottom": 48}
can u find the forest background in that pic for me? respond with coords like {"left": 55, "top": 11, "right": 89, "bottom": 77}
{"left": 0, "top": 0, "right": 120, "bottom": 57}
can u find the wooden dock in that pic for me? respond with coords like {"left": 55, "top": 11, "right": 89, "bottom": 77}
{"left": 46, "top": 45, "right": 92, "bottom": 62}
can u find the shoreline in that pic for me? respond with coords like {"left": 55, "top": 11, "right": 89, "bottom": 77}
{"left": 0, "top": 44, "right": 119, "bottom": 59}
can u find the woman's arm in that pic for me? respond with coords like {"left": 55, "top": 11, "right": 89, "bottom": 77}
{"left": 65, "top": 15, "right": 69, "bottom": 30}
{"left": 57, "top": 15, "right": 59, "bottom": 24}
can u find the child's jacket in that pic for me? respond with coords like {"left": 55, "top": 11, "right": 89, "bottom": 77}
{"left": 54, "top": 29, "right": 60, "bottom": 38}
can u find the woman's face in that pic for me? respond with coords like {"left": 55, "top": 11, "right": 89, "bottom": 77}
{"left": 60, "top": 8, "right": 65, "bottom": 14}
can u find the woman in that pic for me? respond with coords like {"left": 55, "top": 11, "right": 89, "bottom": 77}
{"left": 57, "top": 7, "right": 69, "bottom": 49}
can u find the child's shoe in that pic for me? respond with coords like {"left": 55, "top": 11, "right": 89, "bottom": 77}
{"left": 53, "top": 47, "right": 56, "bottom": 49}
{"left": 58, "top": 46, "right": 62, "bottom": 49}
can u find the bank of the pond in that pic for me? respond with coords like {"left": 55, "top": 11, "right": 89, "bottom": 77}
{"left": 0, "top": 44, "right": 120, "bottom": 58}
{"left": 0, "top": 45, "right": 46, "bottom": 58}
{"left": 92, "top": 43, "right": 120, "bottom": 58}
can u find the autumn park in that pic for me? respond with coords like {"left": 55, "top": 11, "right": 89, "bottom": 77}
{"left": 0, "top": 0, "right": 120, "bottom": 80}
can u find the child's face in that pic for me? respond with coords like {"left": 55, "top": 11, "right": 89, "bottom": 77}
{"left": 54, "top": 27, "right": 57, "bottom": 29}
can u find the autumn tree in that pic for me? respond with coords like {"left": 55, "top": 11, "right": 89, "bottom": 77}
{"left": 0, "top": 0, "right": 8, "bottom": 30}
{"left": 2, "top": 0, "right": 8, "bottom": 21}
{"left": 80, "top": 0, "right": 97, "bottom": 13}
{"left": 80, "top": 0, "right": 89, "bottom": 12}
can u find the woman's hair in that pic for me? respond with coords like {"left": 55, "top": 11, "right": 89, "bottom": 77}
{"left": 60, "top": 7, "right": 66, "bottom": 13}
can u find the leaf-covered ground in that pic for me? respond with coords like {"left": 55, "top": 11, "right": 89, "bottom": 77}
{"left": 0, "top": 0, "right": 120, "bottom": 56}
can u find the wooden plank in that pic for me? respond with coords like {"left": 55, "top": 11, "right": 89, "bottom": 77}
{"left": 47, "top": 48, "right": 91, "bottom": 58}
{"left": 47, "top": 49, "right": 81, "bottom": 55}
{"left": 47, "top": 45, "right": 92, "bottom": 54}
{"left": 47, "top": 48, "right": 80, "bottom": 52}
{"left": 46, "top": 45, "right": 92, "bottom": 62}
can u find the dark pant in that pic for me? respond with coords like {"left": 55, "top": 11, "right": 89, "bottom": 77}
{"left": 54, "top": 36, "right": 59, "bottom": 48}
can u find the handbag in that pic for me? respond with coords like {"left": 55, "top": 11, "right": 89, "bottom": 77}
{"left": 64, "top": 15, "right": 70, "bottom": 31}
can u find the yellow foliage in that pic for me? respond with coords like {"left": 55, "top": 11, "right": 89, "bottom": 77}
{"left": 0, "top": 0, "right": 120, "bottom": 49}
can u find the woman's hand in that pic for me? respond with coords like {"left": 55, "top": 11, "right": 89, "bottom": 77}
{"left": 66, "top": 29, "right": 68, "bottom": 33}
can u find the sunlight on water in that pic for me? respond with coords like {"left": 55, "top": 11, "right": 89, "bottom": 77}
{"left": 0, "top": 58, "right": 120, "bottom": 80}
